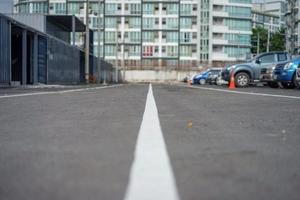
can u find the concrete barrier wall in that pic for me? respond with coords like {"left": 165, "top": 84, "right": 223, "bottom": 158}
{"left": 121, "top": 70, "right": 200, "bottom": 82}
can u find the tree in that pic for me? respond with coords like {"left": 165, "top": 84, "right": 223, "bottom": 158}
{"left": 251, "top": 27, "right": 286, "bottom": 54}
{"left": 270, "top": 28, "right": 285, "bottom": 52}
{"left": 251, "top": 27, "right": 268, "bottom": 54}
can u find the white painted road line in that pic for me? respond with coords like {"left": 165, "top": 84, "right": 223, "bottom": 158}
{"left": 124, "top": 84, "right": 180, "bottom": 200}
{"left": 0, "top": 85, "right": 123, "bottom": 99}
{"left": 185, "top": 85, "right": 300, "bottom": 100}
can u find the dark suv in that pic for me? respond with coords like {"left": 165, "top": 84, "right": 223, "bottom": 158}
{"left": 222, "top": 52, "right": 290, "bottom": 87}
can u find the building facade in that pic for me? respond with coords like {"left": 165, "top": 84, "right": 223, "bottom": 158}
{"left": 211, "top": 0, "right": 252, "bottom": 64}
{"left": 14, "top": 0, "right": 252, "bottom": 68}
{"left": 253, "top": 0, "right": 285, "bottom": 28}
{"left": 252, "top": 10, "right": 280, "bottom": 33}
{"left": 285, "top": 0, "right": 300, "bottom": 55}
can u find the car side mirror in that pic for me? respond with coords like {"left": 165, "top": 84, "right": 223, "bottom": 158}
{"left": 255, "top": 59, "right": 261, "bottom": 64}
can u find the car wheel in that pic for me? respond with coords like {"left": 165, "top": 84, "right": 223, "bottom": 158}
{"left": 267, "top": 82, "right": 279, "bottom": 88}
{"left": 235, "top": 72, "right": 250, "bottom": 87}
{"left": 281, "top": 82, "right": 295, "bottom": 89}
{"left": 199, "top": 79, "right": 206, "bottom": 85}
{"left": 293, "top": 73, "right": 300, "bottom": 89}
{"left": 216, "top": 77, "right": 222, "bottom": 85}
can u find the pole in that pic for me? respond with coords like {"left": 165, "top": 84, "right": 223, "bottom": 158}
{"left": 85, "top": 0, "right": 90, "bottom": 84}
{"left": 267, "top": 28, "right": 270, "bottom": 52}
{"left": 237, "top": 33, "right": 240, "bottom": 61}
{"left": 257, "top": 32, "right": 260, "bottom": 55}
{"left": 122, "top": 33, "right": 125, "bottom": 82}
{"left": 97, "top": 0, "right": 101, "bottom": 84}
{"left": 115, "top": 24, "right": 119, "bottom": 83}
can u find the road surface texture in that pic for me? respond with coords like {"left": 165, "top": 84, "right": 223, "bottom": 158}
{"left": 0, "top": 84, "right": 299, "bottom": 200}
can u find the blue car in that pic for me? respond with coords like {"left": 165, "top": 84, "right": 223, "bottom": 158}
{"left": 192, "top": 69, "right": 222, "bottom": 85}
{"left": 273, "top": 56, "right": 300, "bottom": 89}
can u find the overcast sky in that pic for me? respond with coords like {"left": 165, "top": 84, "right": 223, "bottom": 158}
{"left": 0, "top": 0, "right": 13, "bottom": 14}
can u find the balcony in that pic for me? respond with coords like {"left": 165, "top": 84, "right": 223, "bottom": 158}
{"left": 212, "top": 38, "right": 228, "bottom": 45}
{"left": 213, "top": 11, "right": 228, "bottom": 18}
{"left": 212, "top": 0, "right": 228, "bottom": 5}
{"left": 212, "top": 25, "right": 229, "bottom": 33}
{"left": 142, "top": 52, "right": 160, "bottom": 58}
{"left": 212, "top": 52, "right": 231, "bottom": 61}
{"left": 180, "top": 10, "right": 198, "bottom": 16}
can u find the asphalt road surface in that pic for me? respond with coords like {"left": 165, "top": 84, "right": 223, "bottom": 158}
{"left": 0, "top": 84, "right": 299, "bottom": 200}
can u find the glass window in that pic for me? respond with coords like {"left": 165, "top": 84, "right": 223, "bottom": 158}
{"left": 166, "top": 4, "right": 178, "bottom": 15}
{"left": 180, "top": 18, "right": 192, "bottom": 29}
{"left": 105, "top": 45, "right": 116, "bottom": 56}
{"left": 68, "top": 3, "right": 80, "bottom": 14}
{"left": 278, "top": 53, "right": 287, "bottom": 62}
{"left": 130, "top": 4, "right": 141, "bottom": 14}
{"left": 143, "top": 4, "right": 154, "bottom": 14}
{"left": 259, "top": 54, "right": 275, "bottom": 64}
{"left": 105, "top": 18, "right": 117, "bottom": 28}
{"left": 129, "top": 17, "right": 141, "bottom": 28}
{"left": 106, "top": 3, "right": 117, "bottom": 15}
{"left": 180, "top": 4, "right": 192, "bottom": 15}
{"left": 143, "top": 18, "right": 155, "bottom": 29}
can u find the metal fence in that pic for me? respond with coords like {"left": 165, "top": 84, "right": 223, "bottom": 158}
{"left": 47, "top": 37, "right": 81, "bottom": 84}
{"left": 90, "top": 56, "right": 114, "bottom": 83}
{"left": 0, "top": 16, "right": 10, "bottom": 84}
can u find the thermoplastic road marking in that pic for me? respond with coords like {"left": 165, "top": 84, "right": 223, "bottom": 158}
{"left": 0, "top": 85, "right": 122, "bottom": 99}
{"left": 185, "top": 85, "right": 300, "bottom": 100}
{"left": 124, "top": 84, "right": 180, "bottom": 200}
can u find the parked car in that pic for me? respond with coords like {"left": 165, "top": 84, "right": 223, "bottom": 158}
{"left": 273, "top": 55, "right": 300, "bottom": 89}
{"left": 206, "top": 70, "right": 222, "bottom": 85}
{"left": 192, "top": 68, "right": 222, "bottom": 85}
{"left": 260, "top": 61, "right": 289, "bottom": 88}
{"left": 222, "top": 51, "right": 290, "bottom": 87}
{"left": 296, "top": 65, "right": 300, "bottom": 86}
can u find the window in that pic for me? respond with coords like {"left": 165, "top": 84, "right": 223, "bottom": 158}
{"left": 143, "top": 4, "right": 154, "bottom": 14}
{"left": 105, "top": 18, "right": 116, "bottom": 28}
{"left": 105, "top": 45, "right": 116, "bottom": 56}
{"left": 129, "top": 17, "right": 141, "bottom": 28}
{"left": 166, "top": 32, "right": 178, "bottom": 43}
{"left": 143, "top": 46, "right": 154, "bottom": 56}
{"left": 143, "top": 32, "right": 155, "bottom": 42}
{"left": 180, "top": 18, "right": 192, "bottom": 29}
{"left": 259, "top": 54, "right": 275, "bottom": 64}
{"left": 180, "top": 32, "right": 191, "bottom": 43}
{"left": 105, "top": 32, "right": 116, "bottom": 43}
{"left": 225, "top": 19, "right": 251, "bottom": 31}
{"left": 278, "top": 53, "right": 287, "bottom": 62}
{"left": 167, "top": 46, "right": 178, "bottom": 56}
{"left": 129, "top": 32, "right": 141, "bottom": 42}
{"left": 180, "top": 46, "right": 192, "bottom": 56}
{"left": 53, "top": 3, "right": 66, "bottom": 14}
{"left": 166, "top": 4, "right": 178, "bottom": 15}
{"left": 129, "top": 46, "right": 141, "bottom": 56}
{"left": 180, "top": 4, "right": 192, "bottom": 15}
{"left": 130, "top": 4, "right": 141, "bottom": 14}
{"left": 68, "top": 3, "right": 81, "bottom": 14}
{"left": 106, "top": 3, "right": 117, "bottom": 14}
{"left": 225, "top": 6, "right": 251, "bottom": 18}
{"left": 143, "top": 18, "right": 155, "bottom": 29}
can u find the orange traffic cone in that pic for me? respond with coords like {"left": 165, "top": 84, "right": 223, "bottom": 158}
{"left": 229, "top": 73, "right": 236, "bottom": 89}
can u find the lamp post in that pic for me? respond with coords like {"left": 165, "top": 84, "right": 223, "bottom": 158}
{"left": 85, "top": 0, "right": 90, "bottom": 84}
{"left": 97, "top": 0, "right": 101, "bottom": 84}
{"left": 115, "top": 23, "right": 119, "bottom": 83}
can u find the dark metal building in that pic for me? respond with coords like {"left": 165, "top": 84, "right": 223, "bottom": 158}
{"left": 0, "top": 13, "right": 113, "bottom": 86}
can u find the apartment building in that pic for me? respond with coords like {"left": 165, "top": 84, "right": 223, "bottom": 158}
{"left": 253, "top": 0, "right": 285, "bottom": 28}
{"left": 252, "top": 10, "right": 280, "bottom": 33}
{"left": 14, "top": 0, "right": 252, "bottom": 68}
{"left": 285, "top": 0, "right": 300, "bottom": 55}
{"left": 211, "top": 0, "right": 252, "bottom": 64}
